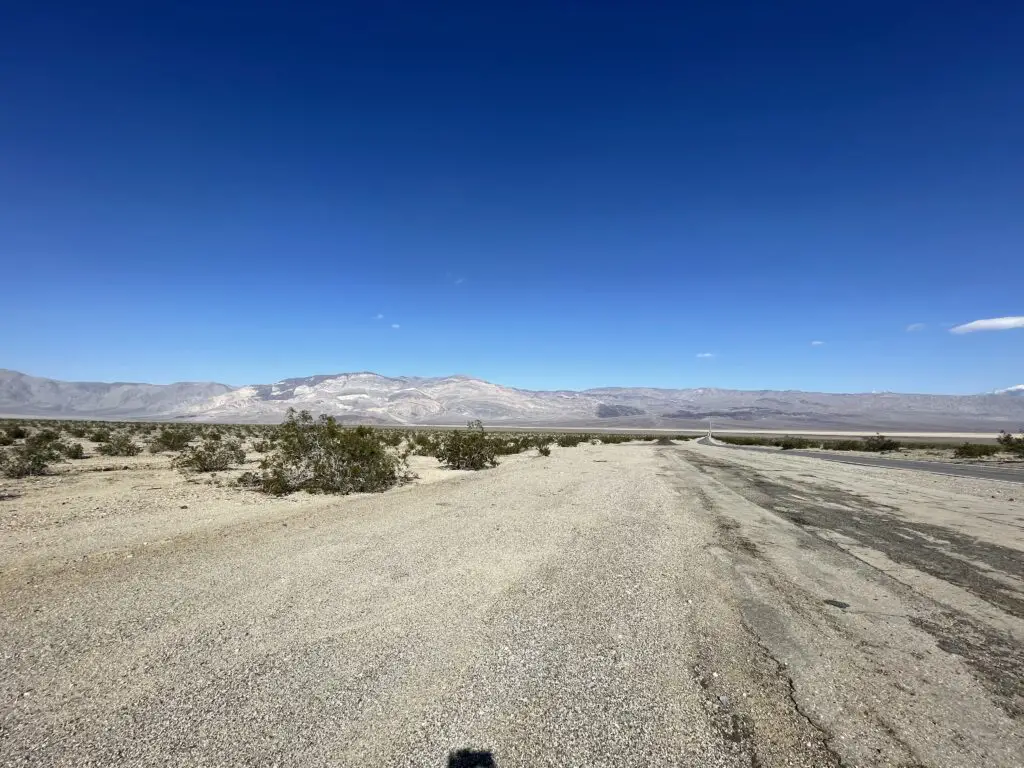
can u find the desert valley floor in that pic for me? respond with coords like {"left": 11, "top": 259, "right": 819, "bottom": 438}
{"left": 2, "top": 440, "right": 1022, "bottom": 767}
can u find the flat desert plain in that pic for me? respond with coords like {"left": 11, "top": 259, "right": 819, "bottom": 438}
{"left": 2, "top": 440, "right": 1022, "bottom": 767}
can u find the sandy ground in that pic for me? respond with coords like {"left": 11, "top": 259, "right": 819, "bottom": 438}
{"left": 1, "top": 441, "right": 1022, "bottom": 766}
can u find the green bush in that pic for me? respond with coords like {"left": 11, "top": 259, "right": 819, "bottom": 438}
{"left": 173, "top": 437, "right": 246, "bottom": 473}
{"left": 58, "top": 441, "right": 86, "bottom": 459}
{"left": 5, "top": 425, "right": 27, "bottom": 440}
{"left": 238, "top": 409, "right": 410, "bottom": 495}
{"left": 0, "top": 437, "right": 63, "bottom": 478}
{"left": 861, "top": 434, "right": 901, "bottom": 452}
{"left": 34, "top": 428, "right": 61, "bottom": 443}
{"left": 436, "top": 420, "right": 499, "bottom": 470}
{"left": 251, "top": 438, "right": 275, "bottom": 453}
{"left": 89, "top": 428, "right": 112, "bottom": 443}
{"left": 537, "top": 444, "right": 551, "bottom": 457}
{"left": 0, "top": 434, "right": 12, "bottom": 447}
{"left": 149, "top": 427, "right": 194, "bottom": 453}
{"left": 953, "top": 442, "right": 1001, "bottom": 459}
{"left": 96, "top": 432, "right": 142, "bottom": 456}
{"left": 67, "top": 426, "right": 88, "bottom": 438}
{"left": 778, "top": 436, "right": 813, "bottom": 450}
{"left": 997, "top": 430, "right": 1024, "bottom": 458}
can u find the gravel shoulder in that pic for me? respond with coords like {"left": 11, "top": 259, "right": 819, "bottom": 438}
{"left": 2, "top": 441, "right": 1022, "bottom": 766}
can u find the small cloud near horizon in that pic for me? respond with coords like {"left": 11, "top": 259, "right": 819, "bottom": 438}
{"left": 391, "top": 323, "right": 400, "bottom": 329}
{"left": 696, "top": 352, "right": 715, "bottom": 358}
{"left": 950, "top": 316, "right": 1024, "bottom": 334}
{"left": 906, "top": 322, "right": 926, "bottom": 332}
{"left": 810, "top": 340, "right": 825, "bottom": 346}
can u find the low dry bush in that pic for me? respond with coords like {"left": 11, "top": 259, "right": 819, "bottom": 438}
{"left": 238, "top": 409, "right": 410, "bottom": 495}
{"left": 149, "top": 427, "right": 194, "bottom": 453}
{"left": 96, "top": 432, "right": 142, "bottom": 456}
{"left": 436, "top": 420, "right": 498, "bottom": 470}
{"left": 953, "top": 443, "right": 1001, "bottom": 459}
{"left": 0, "top": 436, "right": 63, "bottom": 478}
{"left": 174, "top": 437, "right": 246, "bottom": 473}
{"left": 997, "top": 431, "right": 1024, "bottom": 458}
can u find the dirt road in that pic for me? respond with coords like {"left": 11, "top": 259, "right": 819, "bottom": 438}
{"left": 1, "top": 442, "right": 1022, "bottom": 766}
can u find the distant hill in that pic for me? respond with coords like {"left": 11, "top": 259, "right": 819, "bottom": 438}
{"left": 2, "top": 368, "right": 1023, "bottom": 431}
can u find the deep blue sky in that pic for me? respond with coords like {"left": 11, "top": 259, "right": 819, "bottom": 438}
{"left": 2, "top": 2, "right": 1022, "bottom": 392}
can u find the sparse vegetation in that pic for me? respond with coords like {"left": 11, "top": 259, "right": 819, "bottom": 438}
{"left": 0, "top": 435, "right": 63, "bottom": 478}
{"left": 5, "top": 425, "right": 27, "bottom": 440}
{"left": 238, "top": 409, "right": 410, "bottom": 495}
{"left": 997, "top": 430, "right": 1024, "bottom": 458}
{"left": 436, "top": 420, "right": 499, "bottom": 470}
{"left": 58, "top": 441, "right": 86, "bottom": 459}
{"left": 149, "top": 426, "right": 194, "bottom": 453}
{"left": 96, "top": 432, "right": 142, "bottom": 456}
{"left": 89, "top": 428, "right": 112, "bottom": 443}
{"left": 173, "top": 436, "right": 246, "bottom": 473}
{"left": 861, "top": 434, "right": 901, "bottom": 452}
{"left": 953, "top": 442, "right": 1001, "bottom": 459}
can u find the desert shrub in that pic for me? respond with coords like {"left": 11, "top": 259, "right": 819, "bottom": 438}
{"left": 149, "top": 427, "right": 194, "bottom": 453}
{"left": 0, "top": 437, "right": 63, "bottom": 478}
{"left": 5, "top": 425, "right": 28, "bottom": 440}
{"left": 96, "top": 432, "right": 142, "bottom": 456}
{"left": 777, "top": 436, "right": 813, "bottom": 450}
{"left": 825, "top": 440, "right": 863, "bottom": 451}
{"left": 173, "top": 437, "right": 245, "bottom": 473}
{"left": 537, "top": 444, "right": 551, "bottom": 457}
{"left": 67, "top": 426, "right": 87, "bottom": 438}
{"left": 251, "top": 438, "right": 274, "bottom": 453}
{"left": 238, "top": 409, "right": 409, "bottom": 495}
{"left": 89, "top": 428, "right": 112, "bottom": 443}
{"left": 555, "top": 434, "right": 588, "bottom": 448}
{"left": 953, "top": 442, "right": 1001, "bottom": 459}
{"left": 861, "top": 434, "right": 901, "bottom": 452}
{"left": 410, "top": 432, "right": 440, "bottom": 457}
{"left": 57, "top": 441, "right": 86, "bottom": 459}
{"left": 997, "top": 430, "right": 1024, "bottom": 457}
{"left": 33, "top": 428, "right": 61, "bottom": 443}
{"left": 436, "top": 420, "right": 498, "bottom": 470}
{"left": 0, "top": 434, "right": 12, "bottom": 447}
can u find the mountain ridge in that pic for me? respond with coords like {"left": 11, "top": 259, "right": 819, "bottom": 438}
{"left": 2, "top": 369, "right": 1023, "bottom": 430}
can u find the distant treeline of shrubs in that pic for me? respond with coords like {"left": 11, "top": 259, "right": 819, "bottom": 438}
{"left": 0, "top": 413, "right": 703, "bottom": 489}
{"left": 715, "top": 432, "right": 1024, "bottom": 458}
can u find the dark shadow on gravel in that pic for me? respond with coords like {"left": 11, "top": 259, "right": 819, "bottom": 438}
{"left": 448, "top": 749, "right": 495, "bottom": 767}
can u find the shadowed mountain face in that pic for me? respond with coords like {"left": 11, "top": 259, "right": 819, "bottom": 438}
{"left": 2, "top": 369, "right": 1024, "bottom": 430}
{"left": 0, "top": 370, "right": 233, "bottom": 418}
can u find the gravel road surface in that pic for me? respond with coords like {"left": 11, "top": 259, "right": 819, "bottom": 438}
{"left": 2, "top": 442, "right": 1022, "bottom": 766}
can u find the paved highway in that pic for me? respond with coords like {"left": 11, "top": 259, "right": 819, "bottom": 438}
{"left": 698, "top": 437, "right": 1024, "bottom": 484}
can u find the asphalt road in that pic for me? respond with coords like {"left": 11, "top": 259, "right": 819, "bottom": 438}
{"left": 698, "top": 436, "right": 1024, "bottom": 484}
{"left": 2, "top": 442, "right": 1022, "bottom": 766}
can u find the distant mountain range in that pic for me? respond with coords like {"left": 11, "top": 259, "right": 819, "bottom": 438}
{"left": 1, "top": 369, "right": 1023, "bottom": 431}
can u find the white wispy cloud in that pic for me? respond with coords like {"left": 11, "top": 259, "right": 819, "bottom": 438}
{"left": 374, "top": 313, "right": 384, "bottom": 320}
{"left": 696, "top": 352, "right": 715, "bottom": 358}
{"left": 906, "top": 322, "right": 926, "bottom": 332}
{"left": 810, "top": 340, "right": 825, "bottom": 346}
{"left": 950, "top": 316, "right": 1024, "bottom": 334}
{"left": 454, "top": 277, "right": 465, "bottom": 285}
{"left": 391, "top": 323, "right": 400, "bottom": 329}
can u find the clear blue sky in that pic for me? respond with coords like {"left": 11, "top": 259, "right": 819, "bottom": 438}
{"left": 2, "top": 1, "right": 1022, "bottom": 393}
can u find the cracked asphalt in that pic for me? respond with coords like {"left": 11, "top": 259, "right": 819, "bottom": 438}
{"left": 2, "top": 441, "right": 1022, "bottom": 766}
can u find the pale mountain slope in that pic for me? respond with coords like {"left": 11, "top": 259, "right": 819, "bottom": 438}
{"left": 2, "top": 369, "right": 1024, "bottom": 430}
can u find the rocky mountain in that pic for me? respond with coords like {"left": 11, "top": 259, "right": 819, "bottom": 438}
{"left": 2, "top": 368, "right": 1024, "bottom": 431}
{"left": 0, "top": 369, "right": 232, "bottom": 418}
